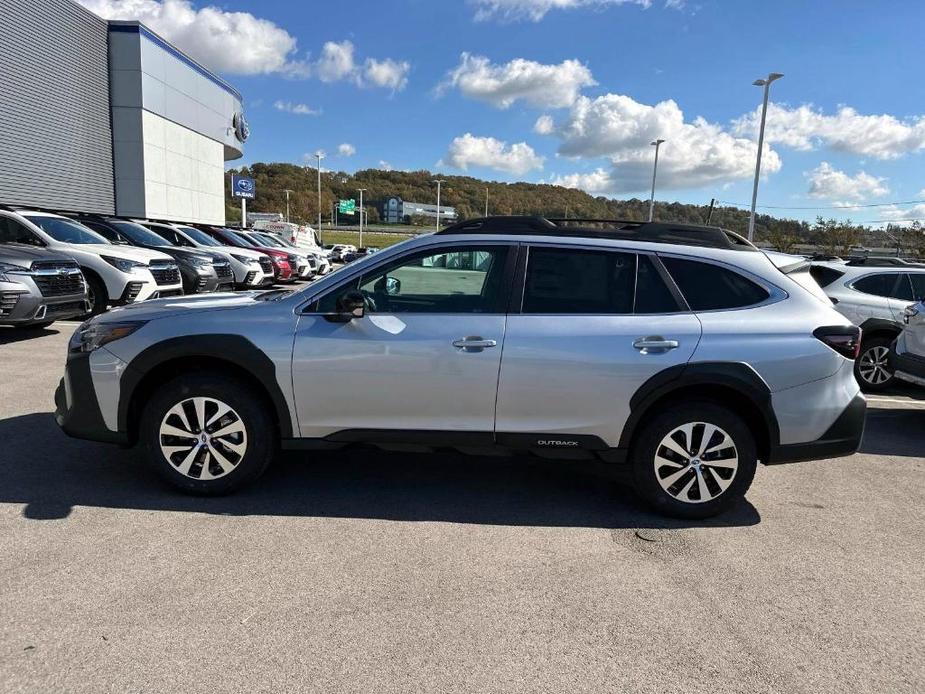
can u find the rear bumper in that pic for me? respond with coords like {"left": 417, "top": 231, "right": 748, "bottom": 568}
{"left": 54, "top": 352, "right": 128, "bottom": 445}
{"left": 767, "top": 394, "right": 866, "bottom": 464}
{"left": 890, "top": 344, "right": 925, "bottom": 387}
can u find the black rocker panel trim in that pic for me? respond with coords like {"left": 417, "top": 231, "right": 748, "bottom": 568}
{"left": 620, "top": 361, "right": 780, "bottom": 452}
{"left": 117, "top": 334, "right": 293, "bottom": 438}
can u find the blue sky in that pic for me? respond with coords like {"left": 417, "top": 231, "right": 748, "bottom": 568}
{"left": 82, "top": 0, "right": 925, "bottom": 225}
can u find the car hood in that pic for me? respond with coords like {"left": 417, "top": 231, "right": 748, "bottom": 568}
{"left": 79, "top": 244, "right": 175, "bottom": 263}
{"left": 93, "top": 290, "right": 285, "bottom": 322}
{"left": 0, "top": 243, "right": 78, "bottom": 268}
{"left": 214, "top": 245, "right": 265, "bottom": 260}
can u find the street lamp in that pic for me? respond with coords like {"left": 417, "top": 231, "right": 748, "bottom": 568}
{"left": 748, "top": 72, "right": 784, "bottom": 241}
{"left": 282, "top": 189, "right": 293, "bottom": 224}
{"left": 432, "top": 179, "right": 445, "bottom": 231}
{"left": 357, "top": 188, "right": 367, "bottom": 247}
{"left": 648, "top": 139, "right": 665, "bottom": 223}
{"left": 314, "top": 150, "right": 325, "bottom": 234}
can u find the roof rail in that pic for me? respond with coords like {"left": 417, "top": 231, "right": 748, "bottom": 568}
{"left": 845, "top": 256, "right": 925, "bottom": 267}
{"left": 436, "top": 215, "right": 756, "bottom": 251}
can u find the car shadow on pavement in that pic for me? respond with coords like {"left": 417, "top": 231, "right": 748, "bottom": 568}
{"left": 0, "top": 327, "right": 61, "bottom": 345}
{"left": 859, "top": 408, "right": 925, "bottom": 457}
{"left": 0, "top": 412, "right": 760, "bottom": 530}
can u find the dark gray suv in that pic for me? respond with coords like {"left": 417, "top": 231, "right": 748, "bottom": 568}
{"left": 0, "top": 243, "right": 89, "bottom": 327}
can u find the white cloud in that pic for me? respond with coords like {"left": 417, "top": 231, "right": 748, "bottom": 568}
{"left": 315, "top": 40, "right": 356, "bottom": 82}
{"left": 314, "top": 40, "right": 410, "bottom": 91}
{"left": 441, "top": 133, "right": 544, "bottom": 175}
{"left": 337, "top": 143, "right": 356, "bottom": 156}
{"left": 805, "top": 162, "right": 888, "bottom": 202}
{"left": 879, "top": 203, "right": 925, "bottom": 227}
{"left": 79, "top": 0, "right": 308, "bottom": 76}
{"left": 534, "top": 115, "right": 555, "bottom": 135}
{"left": 363, "top": 58, "right": 411, "bottom": 91}
{"left": 471, "top": 0, "right": 652, "bottom": 22}
{"left": 273, "top": 100, "right": 319, "bottom": 116}
{"left": 546, "top": 93, "right": 779, "bottom": 192}
{"left": 550, "top": 168, "right": 614, "bottom": 194}
{"left": 442, "top": 53, "right": 595, "bottom": 109}
{"left": 378, "top": 160, "right": 393, "bottom": 171}
{"left": 732, "top": 104, "right": 925, "bottom": 160}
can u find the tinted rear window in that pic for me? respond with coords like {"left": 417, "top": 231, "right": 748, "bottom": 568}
{"left": 852, "top": 273, "right": 902, "bottom": 299}
{"left": 661, "top": 256, "right": 770, "bottom": 311}
{"left": 910, "top": 273, "right": 925, "bottom": 300}
{"left": 635, "top": 255, "right": 681, "bottom": 313}
{"left": 809, "top": 265, "right": 846, "bottom": 288}
{"left": 523, "top": 247, "right": 636, "bottom": 314}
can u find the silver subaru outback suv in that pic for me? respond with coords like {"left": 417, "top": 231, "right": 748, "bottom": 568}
{"left": 55, "top": 217, "right": 866, "bottom": 519}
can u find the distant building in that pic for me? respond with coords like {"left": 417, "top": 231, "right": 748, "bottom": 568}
{"left": 379, "top": 196, "right": 458, "bottom": 224}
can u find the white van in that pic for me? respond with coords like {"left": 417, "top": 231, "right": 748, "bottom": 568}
{"left": 252, "top": 221, "right": 320, "bottom": 250}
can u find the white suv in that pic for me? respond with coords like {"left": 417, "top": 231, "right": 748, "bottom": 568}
{"left": 891, "top": 300, "right": 925, "bottom": 388}
{"left": 55, "top": 216, "right": 866, "bottom": 519}
{"left": 810, "top": 260, "right": 925, "bottom": 390}
{"left": 0, "top": 209, "right": 182, "bottom": 314}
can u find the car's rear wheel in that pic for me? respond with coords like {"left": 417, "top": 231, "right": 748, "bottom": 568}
{"left": 141, "top": 373, "right": 275, "bottom": 495}
{"left": 855, "top": 337, "right": 895, "bottom": 391}
{"left": 631, "top": 402, "right": 757, "bottom": 519}
{"left": 84, "top": 274, "right": 107, "bottom": 316}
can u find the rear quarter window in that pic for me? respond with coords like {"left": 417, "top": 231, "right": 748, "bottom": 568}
{"left": 809, "top": 265, "right": 846, "bottom": 288}
{"left": 661, "top": 256, "right": 770, "bottom": 311}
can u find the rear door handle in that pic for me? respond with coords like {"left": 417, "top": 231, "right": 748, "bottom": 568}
{"left": 453, "top": 336, "right": 497, "bottom": 352}
{"left": 633, "top": 336, "right": 680, "bottom": 353}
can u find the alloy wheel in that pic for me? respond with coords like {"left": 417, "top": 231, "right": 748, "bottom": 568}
{"left": 857, "top": 346, "right": 892, "bottom": 386}
{"left": 653, "top": 422, "right": 739, "bottom": 504}
{"left": 158, "top": 396, "right": 247, "bottom": 480}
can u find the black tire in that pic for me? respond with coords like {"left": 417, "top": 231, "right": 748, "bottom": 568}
{"left": 854, "top": 337, "right": 896, "bottom": 392}
{"left": 84, "top": 274, "right": 108, "bottom": 316}
{"left": 631, "top": 402, "right": 758, "bottom": 519}
{"left": 141, "top": 372, "right": 275, "bottom": 495}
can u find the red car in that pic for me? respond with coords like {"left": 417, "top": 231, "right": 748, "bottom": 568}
{"left": 199, "top": 227, "right": 295, "bottom": 282}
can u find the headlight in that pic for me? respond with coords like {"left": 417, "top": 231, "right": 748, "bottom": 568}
{"left": 189, "top": 256, "right": 214, "bottom": 274}
{"left": 68, "top": 320, "right": 147, "bottom": 353}
{"left": 230, "top": 254, "right": 256, "bottom": 264}
{"left": 100, "top": 255, "right": 145, "bottom": 273}
{"left": 0, "top": 262, "right": 28, "bottom": 282}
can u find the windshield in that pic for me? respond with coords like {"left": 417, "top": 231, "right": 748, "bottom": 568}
{"left": 111, "top": 220, "right": 172, "bottom": 247}
{"left": 253, "top": 233, "right": 285, "bottom": 248}
{"left": 217, "top": 229, "right": 255, "bottom": 247}
{"left": 26, "top": 216, "right": 109, "bottom": 244}
{"left": 178, "top": 226, "right": 222, "bottom": 247}
{"left": 265, "top": 234, "right": 295, "bottom": 248}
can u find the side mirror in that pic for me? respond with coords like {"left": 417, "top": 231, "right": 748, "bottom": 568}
{"left": 334, "top": 289, "right": 366, "bottom": 320}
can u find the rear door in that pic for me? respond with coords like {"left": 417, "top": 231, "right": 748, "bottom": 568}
{"left": 494, "top": 244, "right": 701, "bottom": 448}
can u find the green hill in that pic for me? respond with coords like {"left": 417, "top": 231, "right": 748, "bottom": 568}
{"left": 225, "top": 162, "right": 922, "bottom": 256}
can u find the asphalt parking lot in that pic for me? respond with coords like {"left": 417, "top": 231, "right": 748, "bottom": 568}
{"left": 1, "top": 323, "right": 923, "bottom": 693}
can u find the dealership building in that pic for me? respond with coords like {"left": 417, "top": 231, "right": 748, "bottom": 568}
{"left": 0, "top": 0, "right": 246, "bottom": 225}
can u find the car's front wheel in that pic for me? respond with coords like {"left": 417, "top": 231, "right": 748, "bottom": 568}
{"left": 854, "top": 337, "right": 896, "bottom": 391}
{"left": 141, "top": 373, "right": 275, "bottom": 495}
{"left": 631, "top": 402, "right": 758, "bottom": 519}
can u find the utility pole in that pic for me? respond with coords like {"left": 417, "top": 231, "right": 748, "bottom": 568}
{"left": 283, "top": 189, "right": 293, "bottom": 223}
{"left": 485, "top": 187, "right": 489, "bottom": 217}
{"left": 748, "top": 72, "right": 784, "bottom": 241}
{"left": 357, "top": 188, "right": 367, "bottom": 247}
{"left": 314, "top": 151, "right": 325, "bottom": 235}
{"left": 706, "top": 198, "right": 716, "bottom": 224}
{"left": 432, "top": 179, "right": 445, "bottom": 231}
{"left": 648, "top": 139, "right": 665, "bottom": 222}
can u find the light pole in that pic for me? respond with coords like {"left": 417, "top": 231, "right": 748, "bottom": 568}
{"left": 357, "top": 188, "right": 367, "bottom": 247}
{"left": 283, "top": 189, "right": 293, "bottom": 223}
{"left": 314, "top": 151, "right": 324, "bottom": 234}
{"left": 748, "top": 72, "right": 783, "bottom": 241}
{"left": 432, "top": 179, "right": 445, "bottom": 231}
{"left": 648, "top": 139, "right": 665, "bottom": 222}
{"left": 485, "top": 186, "right": 489, "bottom": 217}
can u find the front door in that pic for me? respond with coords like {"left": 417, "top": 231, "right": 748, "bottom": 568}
{"left": 292, "top": 244, "right": 514, "bottom": 438}
{"left": 495, "top": 245, "right": 702, "bottom": 447}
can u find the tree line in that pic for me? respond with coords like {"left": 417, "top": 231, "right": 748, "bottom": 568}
{"left": 225, "top": 163, "right": 923, "bottom": 256}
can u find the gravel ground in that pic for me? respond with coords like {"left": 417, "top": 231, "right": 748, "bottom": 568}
{"left": 1, "top": 323, "right": 923, "bottom": 693}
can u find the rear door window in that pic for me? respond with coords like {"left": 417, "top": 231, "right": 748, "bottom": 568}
{"left": 909, "top": 273, "right": 925, "bottom": 301}
{"left": 522, "top": 247, "right": 636, "bottom": 314}
{"left": 852, "top": 273, "right": 904, "bottom": 299}
{"left": 660, "top": 256, "right": 770, "bottom": 311}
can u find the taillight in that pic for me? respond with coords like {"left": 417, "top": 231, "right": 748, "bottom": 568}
{"left": 813, "top": 325, "right": 861, "bottom": 360}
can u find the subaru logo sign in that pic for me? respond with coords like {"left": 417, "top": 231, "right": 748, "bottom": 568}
{"left": 233, "top": 112, "right": 249, "bottom": 143}
{"left": 231, "top": 175, "right": 256, "bottom": 199}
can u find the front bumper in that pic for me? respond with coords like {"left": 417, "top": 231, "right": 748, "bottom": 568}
{"left": 890, "top": 344, "right": 925, "bottom": 387}
{"left": 54, "top": 351, "right": 128, "bottom": 445}
{"left": 1, "top": 286, "right": 89, "bottom": 325}
{"left": 767, "top": 394, "right": 866, "bottom": 464}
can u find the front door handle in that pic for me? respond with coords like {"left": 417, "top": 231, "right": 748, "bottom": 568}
{"left": 633, "top": 336, "right": 680, "bottom": 354}
{"left": 452, "top": 336, "right": 497, "bottom": 352}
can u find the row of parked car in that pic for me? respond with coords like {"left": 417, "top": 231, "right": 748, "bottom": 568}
{"left": 0, "top": 207, "right": 333, "bottom": 328}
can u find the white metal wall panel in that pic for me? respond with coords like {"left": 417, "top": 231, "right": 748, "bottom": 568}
{"left": 0, "top": 0, "right": 115, "bottom": 213}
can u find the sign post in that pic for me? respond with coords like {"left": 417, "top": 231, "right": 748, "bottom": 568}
{"left": 231, "top": 175, "right": 256, "bottom": 227}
